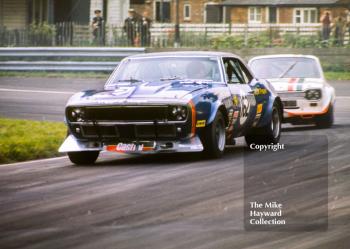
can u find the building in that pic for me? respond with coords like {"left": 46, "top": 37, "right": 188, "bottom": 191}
{"left": 0, "top": 0, "right": 129, "bottom": 30}
{"left": 0, "top": 0, "right": 349, "bottom": 30}
{"left": 221, "top": 0, "right": 350, "bottom": 24}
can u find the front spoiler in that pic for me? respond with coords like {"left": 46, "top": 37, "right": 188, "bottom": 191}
{"left": 58, "top": 135, "right": 204, "bottom": 154}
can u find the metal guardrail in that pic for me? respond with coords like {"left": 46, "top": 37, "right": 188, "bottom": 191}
{"left": 0, "top": 61, "right": 118, "bottom": 71}
{"left": 0, "top": 47, "right": 145, "bottom": 72}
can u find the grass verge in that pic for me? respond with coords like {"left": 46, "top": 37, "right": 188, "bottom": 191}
{"left": 324, "top": 71, "right": 350, "bottom": 81}
{"left": 0, "top": 71, "right": 349, "bottom": 80}
{"left": 0, "top": 118, "right": 66, "bottom": 164}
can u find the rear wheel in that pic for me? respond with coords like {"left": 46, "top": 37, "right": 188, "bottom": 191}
{"left": 245, "top": 103, "right": 282, "bottom": 146}
{"left": 315, "top": 104, "right": 334, "bottom": 128}
{"left": 200, "top": 112, "right": 226, "bottom": 158}
{"left": 68, "top": 151, "right": 100, "bottom": 165}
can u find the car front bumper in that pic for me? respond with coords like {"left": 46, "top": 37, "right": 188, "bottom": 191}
{"left": 58, "top": 135, "right": 204, "bottom": 154}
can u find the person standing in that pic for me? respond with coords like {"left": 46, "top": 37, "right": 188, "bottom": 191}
{"left": 320, "top": 11, "right": 331, "bottom": 41}
{"left": 346, "top": 9, "right": 350, "bottom": 40}
{"left": 91, "top": 9, "right": 104, "bottom": 46}
{"left": 334, "top": 15, "right": 346, "bottom": 46}
{"left": 123, "top": 9, "right": 139, "bottom": 46}
{"left": 140, "top": 11, "right": 152, "bottom": 47}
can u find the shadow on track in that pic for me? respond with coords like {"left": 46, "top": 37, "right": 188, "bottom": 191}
{"left": 73, "top": 145, "right": 247, "bottom": 168}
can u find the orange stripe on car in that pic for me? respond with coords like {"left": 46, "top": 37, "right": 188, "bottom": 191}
{"left": 189, "top": 101, "right": 196, "bottom": 137}
{"left": 285, "top": 103, "right": 330, "bottom": 117}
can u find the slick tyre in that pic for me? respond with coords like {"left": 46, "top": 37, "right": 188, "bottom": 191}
{"left": 245, "top": 102, "right": 282, "bottom": 146}
{"left": 201, "top": 111, "right": 226, "bottom": 158}
{"left": 315, "top": 104, "right": 334, "bottom": 129}
{"left": 68, "top": 151, "right": 100, "bottom": 165}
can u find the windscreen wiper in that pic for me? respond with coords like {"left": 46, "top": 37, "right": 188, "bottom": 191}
{"left": 117, "top": 78, "right": 143, "bottom": 83}
{"left": 279, "top": 61, "right": 298, "bottom": 78}
{"left": 160, "top": 76, "right": 183, "bottom": 81}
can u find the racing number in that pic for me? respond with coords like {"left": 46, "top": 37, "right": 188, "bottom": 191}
{"left": 240, "top": 93, "right": 251, "bottom": 125}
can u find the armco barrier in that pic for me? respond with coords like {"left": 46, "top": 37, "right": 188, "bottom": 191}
{"left": 0, "top": 47, "right": 145, "bottom": 72}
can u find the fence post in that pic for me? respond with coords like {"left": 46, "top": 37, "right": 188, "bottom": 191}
{"left": 244, "top": 24, "right": 248, "bottom": 47}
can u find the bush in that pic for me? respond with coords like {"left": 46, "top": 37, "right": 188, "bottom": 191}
{"left": 28, "top": 22, "right": 55, "bottom": 46}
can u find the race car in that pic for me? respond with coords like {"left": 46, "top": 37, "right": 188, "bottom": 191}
{"left": 59, "top": 52, "right": 283, "bottom": 165}
{"left": 249, "top": 54, "right": 335, "bottom": 128}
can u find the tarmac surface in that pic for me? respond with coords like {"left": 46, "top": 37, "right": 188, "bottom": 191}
{"left": 0, "top": 77, "right": 349, "bottom": 249}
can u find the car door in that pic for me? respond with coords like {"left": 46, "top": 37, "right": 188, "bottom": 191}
{"left": 222, "top": 57, "right": 257, "bottom": 136}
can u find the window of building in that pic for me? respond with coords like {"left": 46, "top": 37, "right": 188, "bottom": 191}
{"left": 294, "top": 8, "right": 318, "bottom": 24}
{"left": 205, "top": 4, "right": 222, "bottom": 23}
{"left": 28, "top": 0, "right": 48, "bottom": 24}
{"left": 268, "top": 7, "right": 277, "bottom": 23}
{"left": 184, "top": 4, "right": 191, "bottom": 21}
{"left": 155, "top": 0, "right": 171, "bottom": 23}
{"left": 130, "top": 0, "right": 145, "bottom": 4}
{"left": 249, "top": 7, "right": 262, "bottom": 23}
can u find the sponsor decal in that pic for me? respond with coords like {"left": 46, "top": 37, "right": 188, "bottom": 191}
{"left": 233, "top": 110, "right": 239, "bottom": 119}
{"left": 106, "top": 143, "right": 154, "bottom": 153}
{"left": 257, "top": 103, "right": 263, "bottom": 114}
{"left": 233, "top": 95, "right": 239, "bottom": 106}
{"left": 196, "top": 120, "right": 206, "bottom": 128}
{"left": 254, "top": 88, "right": 268, "bottom": 96}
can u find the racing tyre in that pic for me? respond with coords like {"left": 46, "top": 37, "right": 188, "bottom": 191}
{"left": 201, "top": 111, "right": 226, "bottom": 158}
{"left": 315, "top": 104, "right": 334, "bottom": 129}
{"left": 68, "top": 151, "right": 99, "bottom": 165}
{"left": 245, "top": 102, "right": 282, "bottom": 146}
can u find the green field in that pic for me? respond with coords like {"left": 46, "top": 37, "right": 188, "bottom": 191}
{"left": 0, "top": 71, "right": 349, "bottom": 80}
{"left": 0, "top": 118, "right": 66, "bottom": 164}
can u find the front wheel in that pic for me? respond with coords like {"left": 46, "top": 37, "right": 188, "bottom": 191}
{"left": 68, "top": 151, "right": 100, "bottom": 165}
{"left": 200, "top": 112, "right": 226, "bottom": 158}
{"left": 245, "top": 103, "right": 282, "bottom": 146}
{"left": 315, "top": 104, "right": 334, "bottom": 129}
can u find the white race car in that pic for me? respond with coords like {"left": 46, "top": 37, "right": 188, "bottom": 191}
{"left": 249, "top": 55, "right": 335, "bottom": 128}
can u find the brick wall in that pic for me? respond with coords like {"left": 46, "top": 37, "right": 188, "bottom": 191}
{"left": 230, "top": 7, "right": 248, "bottom": 24}
{"left": 278, "top": 7, "right": 293, "bottom": 23}
{"left": 130, "top": 0, "right": 223, "bottom": 24}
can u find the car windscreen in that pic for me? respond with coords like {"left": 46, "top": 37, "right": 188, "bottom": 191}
{"left": 108, "top": 56, "right": 223, "bottom": 84}
{"left": 249, "top": 57, "right": 321, "bottom": 79}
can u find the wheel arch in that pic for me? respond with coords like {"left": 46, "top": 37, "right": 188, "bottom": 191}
{"left": 207, "top": 103, "right": 229, "bottom": 127}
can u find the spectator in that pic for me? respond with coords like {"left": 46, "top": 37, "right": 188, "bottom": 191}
{"left": 123, "top": 9, "right": 139, "bottom": 46}
{"left": 91, "top": 9, "right": 104, "bottom": 46}
{"left": 346, "top": 9, "right": 350, "bottom": 39}
{"left": 320, "top": 11, "right": 332, "bottom": 41}
{"left": 334, "top": 15, "right": 347, "bottom": 46}
{"left": 140, "top": 11, "right": 152, "bottom": 47}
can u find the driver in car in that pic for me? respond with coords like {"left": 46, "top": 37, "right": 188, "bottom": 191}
{"left": 187, "top": 61, "right": 210, "bottom": 79}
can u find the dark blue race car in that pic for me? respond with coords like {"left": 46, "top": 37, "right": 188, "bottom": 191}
{"left": 59, "top": 52, "right": 283, "bottom": 165}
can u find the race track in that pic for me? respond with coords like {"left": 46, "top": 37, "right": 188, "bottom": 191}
{"left": 0, "top": 77, "right": 349, "bottom": 249}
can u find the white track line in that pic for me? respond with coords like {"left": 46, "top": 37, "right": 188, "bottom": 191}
{"left": 0, "top": 156, "right": 68, "bottom": 167}
{"left": 336, "top": 96, "right": 350, "bottom": 100}
{"left": 0, "top": 88, "right": 75, "bottom": 95}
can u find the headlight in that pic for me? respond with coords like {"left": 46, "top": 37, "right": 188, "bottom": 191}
{"left": 169, "top": 105, "right": 188, "bottom": 121}
{"left": 305, "top": 89, "right": 322, "bottom": 100}
{"left": 67, "top": 107, "right": 85, "bottom": 122}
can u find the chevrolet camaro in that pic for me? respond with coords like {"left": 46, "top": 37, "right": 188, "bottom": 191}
{"left": 59, "top": 52, "right": 283, "bottom": 165}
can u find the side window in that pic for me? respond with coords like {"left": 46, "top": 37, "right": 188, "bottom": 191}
{"left": 223, "top": 57, "right": 246, "bottom": 84}
{"left": 236, "top": 59, "right": 254, "bottom": 83}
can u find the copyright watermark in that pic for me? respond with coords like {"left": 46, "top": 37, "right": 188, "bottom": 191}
{"left": 249, "top": 143, "right": 285, "bottom": 152}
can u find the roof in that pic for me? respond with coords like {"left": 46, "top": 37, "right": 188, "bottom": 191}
{"left": 128, "top": 51, "right": 240, "bottom": 58}
{"left": 249, "top": 54, "right": 319, "bottom": 61}
{"left": 221, "top": 0, "right": 349, "bottom": 6}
